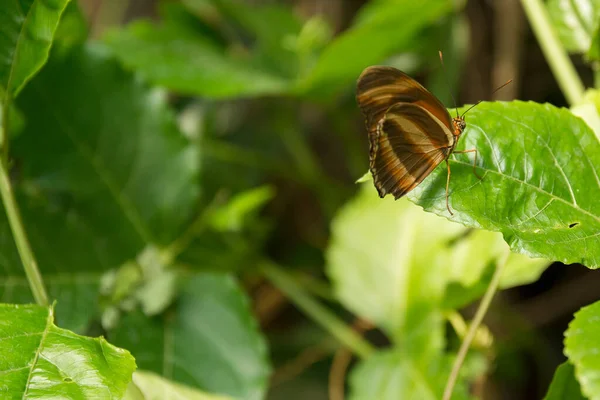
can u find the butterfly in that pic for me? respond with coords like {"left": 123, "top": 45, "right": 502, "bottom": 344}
{"left": 356, "top": 62, "right": 508, "bottom": 215}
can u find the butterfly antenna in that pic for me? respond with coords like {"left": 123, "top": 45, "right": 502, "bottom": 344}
{"left": 438, "top": 51, "right": 460, "bottom": 118}
{"left": 461, "top": 79, "right": 513, "bottom": 118}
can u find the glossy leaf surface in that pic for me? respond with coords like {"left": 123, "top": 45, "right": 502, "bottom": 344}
{"left": 0, "top": 304, "right": 136, "bottom": 398}
{"left": 408, "top": 101, "right": 600, "bottom": 268}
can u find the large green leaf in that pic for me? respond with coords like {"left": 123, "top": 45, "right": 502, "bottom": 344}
{"left": 407, "top": 101, "right": 600, "bottom": 268}
{"left": 104, "top": 4, "right": 291, "bottom": 99}
{"left": 348, "top": 350, "right": 473, "bottom": 400}
{"left": 110, "top": 273, "right": 271, "bottom": 400}
{"left": 298, "top": 0, "right": 455, "bottom": 96}
{"left": 15, "top": 43, "right": 200, "bottom": 247}
{"left": 565, "top": 300, "right": 600, "bottom": 400}
{"left": 0, "top": 0, "right": 71, "bottom": 97}
{"left": 0, "top": 304, "right": 136, "bottom": 398}
{"left": 327, "top": 186, "right": 549, "bottom": 349}
{"left": 544, "top": 362, "right": 587, "bottom": 400}
{"left": 125, "top": 371, "right": 234, "bottom": 400}
{"left": 547, "top": 0, "right": 600, "bottom": 54}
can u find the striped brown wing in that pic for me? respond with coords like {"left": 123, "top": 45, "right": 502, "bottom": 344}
{"left": 356, "top": 66, "right": 453, "bottom": 141}
{"left": 371, "top": 102, "right": 454, "bottom": 198}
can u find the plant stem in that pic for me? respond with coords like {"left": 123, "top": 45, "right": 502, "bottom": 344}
{"left": 0, "top": 158, "right": 48, "bottom": 306}
{"left": 442, "top": 249, "right": 510, "bottom": 400}
{"left": 261, "top": 260, "right": 375, "bottom": 359}
{"left": 520, "top": 0, "right": 585, "bottom": 105}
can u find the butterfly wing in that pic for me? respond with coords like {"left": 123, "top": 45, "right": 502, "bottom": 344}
{"left": 356, "top": 66, "right": 455, "bottom": 198}
{"left": 370, "top": 102, "right": 454, "bottom": 198}
{"left": 356, "top": 66, "right": 453, "bottom": 138}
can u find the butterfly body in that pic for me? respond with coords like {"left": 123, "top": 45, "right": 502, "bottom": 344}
{"left": 356, "top": 65, "right": 473, "bottom": 214}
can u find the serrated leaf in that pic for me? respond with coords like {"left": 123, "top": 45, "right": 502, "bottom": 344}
{"left": 565, "top": 300, "right": 600, "bottom": 400}
{"left": 104, "top": 5, "right": 291, "bottom": 99}
{"left": 348, "top": 350, "right": 473, "bottom": 400}
{"left": 407, "top": 101, "right": 600, "bottom": 268}
{"left": 298, "top": 0, "right": 454, "bottom": 96}
{"left": 110, "top": 273, "right": 271, "bottom": 400}
{"left": 125, "top": 371, "right": 234, "bottom": 400}
{"left": 0, "top": 304, "right": 136, "bottom": 398}
{"left": 0, "top": 0, "right": 71, "bottom": 97}
{"left": 547, "top": 0, "right": 600, "bottom": 54}
{"left": 14, "top": 43, "right": 200, "bottom": 248}
{"left": 544, "top": 362, "right": 587, "bottom": 400}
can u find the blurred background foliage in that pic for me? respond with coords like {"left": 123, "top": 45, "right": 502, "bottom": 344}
{"left": 2, "top": 0, "right": 600, "bottom": 399}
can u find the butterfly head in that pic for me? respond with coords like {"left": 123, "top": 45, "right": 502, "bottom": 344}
{"left": 452, "top": 116, "right": 466, "bottom": 136}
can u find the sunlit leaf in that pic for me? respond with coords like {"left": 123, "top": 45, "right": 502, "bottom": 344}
{"left": 543, "top": 362, "right": 586, "bottom": 400}
{"left": 565, "top": 300, "right": 600, "bottom": 400}
{"left": 547, "top": 0, "right": 600, "bottom": 54}
{"left": 0, "top": 304, "right": 136, "bottom": 398}
{"left": 0, "top": 0, "right": 71, "bottom": 97}
{"left": 125, "top": 371, "right": 234, "bottom": 400}
{"left": 348, "top": 351, "right": 473, "bottom": 400}
{"left": 327, "top": 185, "right": 549, "bottom": 345}
{"left": 110, "top": 273, "right": 271, "bottom": 400}
{"left": 408, "top": 101, "right": 600, "bottom": 268}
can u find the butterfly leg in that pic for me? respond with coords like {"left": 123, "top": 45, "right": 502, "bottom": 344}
{"left": 445, "top": 159, "right": 453, "bottom": 216}
{"left": 453, "top": 148, "right": 482, "bottom": 180}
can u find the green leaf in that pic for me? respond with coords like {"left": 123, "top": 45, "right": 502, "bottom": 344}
{"left": 110, "top": 273, "right": 271, "bottom": 400}
{"left": 0, "top": 0, "right": 71, "bottom": 97}
{"left": 348, "top": 350, "right": 473, "bottom": 400}
{"left": 547, "top": 0, "right": 600, "bottom": 54}
{"left": 407, "top": 101, "right": 600, "bottom": 268}
{"left": 298, "top": 0, "right": 454, "bottom": 96}
{"left": 544, "top": 362, "right": 587, "bottom": 400}
{"left": 15, "top": 43, "right": 200, "bottom": 247}
{"left": 327, "top": 184, "right": 549, "bottom": 346}
{"left": 104, "top": 5, "right": 291, "bottom": 99}
{"left": 565, "top": 300, "right": 600, "bottom": 400}
{"left": 0, "top": 303, "right": 136, "bottom": 398}
{"left": 326, "top": 186, "right": 462, "bottom": 354}
{"left": 125, "top": 371, "right": 234, "bottom": 400}
{"left": 209, "top": 185, "right": 275, "bottom": 232}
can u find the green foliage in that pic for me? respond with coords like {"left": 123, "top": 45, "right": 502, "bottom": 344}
{"left": 298, "top": 0, "right": 455, "bottom": 96}
{"left": 409, "top": 101, "right": 600, "bottom": 267}
{"left": 349, "top": 351, "right": 473, "bottom": 400}
{"left": 0, "top": 0, "right": 71, "bottom": 97}
{"left": 0, "top": 304, "right": 135, "bottom": 398}
{"left": 544, "top": 362, "right": 586, "bottom": 400}
{"left": 125, "top": 371, "right": 234, "bottom": 400}
{"left": 565, "top": 300, "right": 600, "bottom": 400}
{"left": 0, "top": 0, "right": 599, "bottom": 399}
{"left": 547, "top": 0, "right": 600, "bottom": 55}
{"left": 110, "top": 273, "right": 271, "bottom": 400}
{"left": 15, "top": 43, "right": 200, "bottom": 247}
